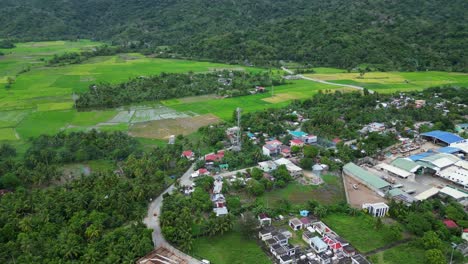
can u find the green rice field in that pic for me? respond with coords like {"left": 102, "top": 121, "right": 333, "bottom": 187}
{"left": 305, "top": 71, "right": 468, "bottom": 93}
{"left": 1, "top": 40, "right": 467, "bottom": 145}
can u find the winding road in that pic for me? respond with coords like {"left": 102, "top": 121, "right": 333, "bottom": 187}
{"left": 143, "top": 163, "right": 201, "bottom": 264}
{"left": 281, "top": 67, "right": 374, "bottom": 94}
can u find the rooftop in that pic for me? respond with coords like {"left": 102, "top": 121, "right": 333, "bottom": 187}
{"left": 288, "top": 130, "right": 308, "bottom": 138}
{"left": 439, "top": 186, "right": 468, "bottom": 200}
{"left": 443, "top": 219, "right": 459, "bottom": 228}
{"left": 421, "top": 130, "right": 465, "bottom": 145}
{"left": 343, "top": 162, "right": 391, "bottom": 190}
{"left": 391, "top": 158, "right": 421, "bottom": 173}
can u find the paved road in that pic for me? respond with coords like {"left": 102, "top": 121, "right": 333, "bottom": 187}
{"left": 281, "top": 67, "right": 374, "bottom": 94}
{"left": 143, "top": 163, "right": 201, "bottom": 264}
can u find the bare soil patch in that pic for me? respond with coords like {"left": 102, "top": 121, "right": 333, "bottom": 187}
{"left": 344, "top": 175, "right": 386, "bottom": 208}
{"left": 129, "top": 114, "right": 220, "bottom": 139}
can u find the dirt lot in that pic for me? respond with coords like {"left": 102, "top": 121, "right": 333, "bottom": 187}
{"left": 344, "top": 175, "right": 386, "bottom": 208}
{"left": 129, "top": 114, "right": 220, "bottom": 139}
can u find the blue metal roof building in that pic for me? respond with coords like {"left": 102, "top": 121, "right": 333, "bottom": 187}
{"left": 409, "top": 151, "right": 434, "bottom": 161}
{"left": 437, "top": 146, "right": 462, "bottom": 154}
{"left": 421, "top": 130, "right": 465, "bottom": 145}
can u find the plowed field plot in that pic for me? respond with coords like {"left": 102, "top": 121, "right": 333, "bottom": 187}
{"left": 129, "top": 114, "right": 220, "bottom": 139}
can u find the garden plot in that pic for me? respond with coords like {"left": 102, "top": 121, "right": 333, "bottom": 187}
{"left": 107, "top": 110, "right": 135, "bottom": 123}
{"left": 130, "top": 105, "right": 194, "bottom": 124}
{"left": 0, "top": 109, "right": 30, "bottom": 128}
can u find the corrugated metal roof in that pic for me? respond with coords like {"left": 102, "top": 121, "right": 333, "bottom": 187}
{"left": 421, "top": 130, "right": 465, "bottom": 144}
{"left": 439, "top": 186, "right": 468, "bottom": 200}
{"left": 343, "top": 163, "right": 390, "bottom": 189}
{"left": 414, "top": 187, "right": 440, "bottom": 201}
{"left": 409, "top": 151, "right": 434, "bottom": 161}
{"left": 438, "top": 146, "right": 462, "bottom": 154}
{"left": 391, "top": 158, "right": 421, "bottom": 173}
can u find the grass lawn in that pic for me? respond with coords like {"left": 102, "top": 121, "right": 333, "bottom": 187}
{"left": 0, "top": 128, "right": 18, "bottom": 141}
{"left": 322, "top": 214, "right": 403, "bottom": 253}
{"left": 369, "top": 242, "right": 425, "bottom": 264}
{"left": 191, "top": 231, "right": 271, "bottom": 264}
{"left": 258, "top": 175, "right": 345, "bottom": 206}
{"left": 304, "top": 70, "right": 468, "bottom": 93}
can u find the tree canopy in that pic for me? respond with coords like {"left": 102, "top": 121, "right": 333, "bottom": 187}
{"left": 0, "top": 0, "right": 466, "bottom": 71}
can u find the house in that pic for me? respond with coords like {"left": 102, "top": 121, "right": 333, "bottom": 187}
{"left": 362, "top": 203, "right": 389, "bottom": 217}
{"left": 263, "top": 144, "right": 281, "bottom": 157}
{"left": 304, "top": 135, "right": 318, "bottom": 144}
{"left": 255, "top": 86, "right": 266, "bottom": 93}
{"left": 332, "top": 138, "right": 342, "bottom": 145}
{"left": 219, "top": 164, "right": 229, "bottom": 171}
{"left": 213, "top": 206, "right": 228, "bottom": 217}
{"left": 211, "top": 193, "right": 225, "bottom": 203}
{"left": 289, "top": 218, "right": 303, "bottom": 230}
{"left": 288, "top": 130, "right": 308, "bottom": 139}
{"left": 310, "top": 236, "right": 328, "bottom": 253}
{"left": 275, "top": 158, "right": 303, "bottom": 177}
{"left": 300, "top": 217, "right": 312, "bottom": 228}
{"left": 181, "top": 150, "right": 195, "bottom": 160}
{"left": 213, "top": 179, "right": 223, "bottom": 194}
{"left": 302, "top": 231, "right": 315, "bottom": 244}
{"left": 456, "top": 123, "right": 468, "bottom": 133}
{"left": 247, "top": 132, "right": 257, "bottom": 140}
{"left": 205, "top": 150, "right": 225, "bottom": 162}
{"left": 281, "top": 145, "right": 292, "bottom": 157}
{"left": 343, "top": 245, "right": 356, "bottom": 256}
{"left": 415, "top": 100, "right": 426, "bottom": 108}
{"left": 443, "top": 219, "right": 459, "bottom": 229}
{"left": 258, "top": 213, "right": 272, "bottom": 227}
{"left": 311, "top": 221, "right": 333, "bottom": 237}
{"left": 462, "top": 229, "right": 468, "bottom": 242}
{"left": 279, "top": 255, "right": 293, "bottom": 264}
{"left": 191, "top": 168, "right": 210, "bottom": 178}
{"left": 259, "top": 227, "right": 274, "bottom": 241}
{"left": 258, "top": 161, "right": 278, "bottom": 172}
{"left": 290, "top": 139, "right": 304, "bottom": 147}
{"left": 272, "top": 232, "right": 289, "bottom": 246}
{"left": 263, "top": 172, "right": 275, "bottom": 181}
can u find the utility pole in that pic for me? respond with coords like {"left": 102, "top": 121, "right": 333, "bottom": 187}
{"left": 233, "top": 107, "right": 242, "bottom": 152}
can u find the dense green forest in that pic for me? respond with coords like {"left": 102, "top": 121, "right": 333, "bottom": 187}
{"left": 76, "top": 70, "right": 282, "bottom": 109}
{"left": 0, "top": 0, "right": 466, "bottom": 71}
{"left": 0, "top": 131, "right": 193, "bottom": 263}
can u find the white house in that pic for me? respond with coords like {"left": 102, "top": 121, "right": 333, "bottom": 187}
{"left": 362, "top": 203, "right": 389, "bottom": 217}
{"left": 304, "top": 135, "right": 318, "bottom": 144}
{"left": 258, "top": 161, "right": 278, "bottom": 172}
{"left": 462, "top": 229, "right": 468, "bottom": 242}
{"left": 289, "top": 218, "right": 303, "bottom": 231}
{"left": 310, "top": 236, "right": 328, "bottom": 253}
{"left": 258, "top": 213, "right": 272, "bottom": 227}
{"left": 213, "top": 206, "right": 228, "bottom": 217}
{"left": 263, "top": 144, "right": 280, "bottom": 157}
{"left": 274, "top": 158, "right": 303, "bottom": 177}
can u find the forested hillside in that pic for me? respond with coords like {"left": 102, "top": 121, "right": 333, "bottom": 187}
{"left": 0, "top": 0, "right": 466, "bottom": 71}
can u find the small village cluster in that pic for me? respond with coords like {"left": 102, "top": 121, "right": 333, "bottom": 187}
{"left": 257, "top": 212, "right": 370, "bottom": 264}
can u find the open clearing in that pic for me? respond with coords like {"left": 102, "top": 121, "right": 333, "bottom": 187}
{"left": 129, "top": 114, "right": 220, "bottom": 139}
{"left": 369, "top": 242, "right": 425, "bottom": 264}
{"left": 192, "top": 230, "right": 271, "bottom": 264}
{"left": 258, "top": 175, "right": 345, "bottom": 206}
{"left": 322, "top": 214, "right": 403, "bottom": 253}
{"left": 0, "top": 128, "right": 18, "bottom": 141}
{"left": 305, "top": 71, "right": 468, "bottom": 93}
